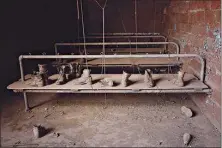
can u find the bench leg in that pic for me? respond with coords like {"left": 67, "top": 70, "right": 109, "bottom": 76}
{"left": 23, "top": 92, "right": 30, "bottom": 111}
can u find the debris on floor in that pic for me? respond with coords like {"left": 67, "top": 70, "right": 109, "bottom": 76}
{"left": 53, "top": 132, "right": 60, "bottom": 137}
{"left": 33, "top": 125, "right": 50, "bottom": 138}
{"left": 183, "top": 133, "right": 192, "bottom": 146}
{"left": 1, "top": 94, "right": 220, "bottom": 147}
{"left": 33, "top": 125, "right": 40, "bottom": 138}
{"left": 27, "top": 115, "right": 34, "bottom": 119}
{"left": 181, "top": 106, "right": 193, "bottom": 118}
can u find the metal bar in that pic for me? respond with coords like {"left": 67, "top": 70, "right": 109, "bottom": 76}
{"left": 81, "top": 35, "right": 166, "bottom": 39}
{"left": 81, "top": 35, "right": 168, "bottom": 52}
{"left": 54, "top": 42, "right": 179, "bottom": 55}
{"left": 23, "top": 92, "right": 30, "bottom": 111}
{"left": 19, "top": 56, "right": 25, "bottom": 82}
{"left": 23, "top": 89, "right": 211, "bottom": 93}
{"left": 80, "top": 64, "right": 181, "bottom": 67}
{"left": 89, "top": 33, "right": 161, "bottom": 36}
{"left": 19, "top": 54, "right": 205, "bottom": 82}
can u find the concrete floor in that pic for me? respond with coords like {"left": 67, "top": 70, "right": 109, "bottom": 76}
{"left": 1, "top": 93, "right": 221, "bottom": 147}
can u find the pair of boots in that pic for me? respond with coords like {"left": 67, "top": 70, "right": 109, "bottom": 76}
{"left": 56, "top": 63, "right": 82, "bottom": 85}
{"left": 121, "top": 70, "right": 154, "bottom": 88}
{"left": 143, "top": 69, "right": 185, "bottom": 87}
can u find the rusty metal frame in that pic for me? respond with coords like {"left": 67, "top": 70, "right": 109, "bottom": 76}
{"left": 54, "top": 42, "right": 179, "bottom": 55}
{"left": 17, "top": 54, "right": 207, "bottom": 111}
{"left": 19, "top": 54, "right": 204, "bottom": 82}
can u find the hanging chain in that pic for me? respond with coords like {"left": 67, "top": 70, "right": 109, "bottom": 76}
{"left": 93, "top": 0, "right": 108, "bottom": 108}
{"left": 153, "top": 0, "right": 156, "bottom": 33}
{"left": 80, "top": 0, "right": 88, "bottom": 70}
{"left": 134, "top": 0, "right": 138, "bottom": 53}
{"left": 77, "top": 0, "right": 81, "bottom": 54}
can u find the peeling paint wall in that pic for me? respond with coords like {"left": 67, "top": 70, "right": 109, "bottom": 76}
{"left": 163, "top": 0, "right": 221, "bottom": 130}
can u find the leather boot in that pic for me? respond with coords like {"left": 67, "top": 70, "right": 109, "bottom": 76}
{"left": 144, "top": 69, "right": 154, "bottom": 87}
{"left": 173, "top": 71, "right": 185, "bottom": 87}
{"left": 56, "top": 65, "right": 67, "bottom": 85}
{"left": 75, "top": 69, "right": 92, "bottom": 85}
{"left": 121, "top": 71, "right": 131, "bottom": 87}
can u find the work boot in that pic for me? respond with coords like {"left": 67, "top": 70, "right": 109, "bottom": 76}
{"left": 75, "top": 63, "right": 82, "bottom": 78}
{"left": 38, "top": 64, "right": 49, "bottom": 85}
{"left": 56, "top": 65, "right": 67, "bottom": 85}
{"left": 75, "top": 69, "right": 92, "bottom": 85}
{"left": 121, "top": 71, "right": 131, "bottom": 87}
{"left": 65, "top": 63, "right": 75, "bottom": 80}
{"left": 144, "top": 69, "right": 154, "bottom": 87}
{"left": 173, "top": 70, "right": 185, "bottom": 87}
{"left": 30, "top": 72, "right": 44, "bottom": 87}
{"left": 100, "top": 78, "right": 114, "bottom": 87}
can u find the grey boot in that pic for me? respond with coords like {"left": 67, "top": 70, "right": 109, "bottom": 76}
{"left": 173, "top": 71, "right": 185, "bottom": 87}
{"left": 144, "top": 69, "right": 154, "bottom": 87}
{"left": 38, "top": 64, "right": 49, "bottom": 85}
{"left": 30, "top": 72, "right": 44, "bottom": 87}
{"left": 75, "top": 69, "right": 92, "bottom": 85}
{"left": 121, "top": 71, "right": 131, "bottom": 87}
{"left": 56, "top": 65, "right": 67, "bottom": 85}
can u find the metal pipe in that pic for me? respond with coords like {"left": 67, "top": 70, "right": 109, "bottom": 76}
{"left": 89, "top": 33, "right": 161, "bottom": 36}
{"left": 23, "top": 92, "right": 29, "bottom": 111}
{"left": 19, "top": 54, "right": 205, "bottom": 82}
{"left": 81, "top": 35, "right": 166, "bottom": 40}
{"left": 81, "top": 35, "right": 168, "bottom": 52}
{"left": 19, "top": 56, "right": 25, "bottom": 82}
{"left": 54, "top": 42, "right": 179, "bottom": 55}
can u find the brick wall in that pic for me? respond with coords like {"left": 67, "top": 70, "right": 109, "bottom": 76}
{"left": 163, "top": 0, "right": 221, "bottom": 130}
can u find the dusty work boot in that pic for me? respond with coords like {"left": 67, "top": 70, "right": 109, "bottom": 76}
{"left": 56, "top": 65, "right": 67, "bottom": 85}
{"left": 75, "top": 69, "right": 92, "bottom": 85}
{"left": 75, "top": 63, "right": 82, "bottom": 78}
{"left": 144, "top": 69, "right": 154, "bottom": 87}
{"left": 65, "top": 63, "right": 75, "bottom": 80}
{"left": 38, "top": 64, "right": 49, "bottom": 85}
{"left": 30, "top": 72, "right": 44, "bottom": 87}
{"left": 100, "top": 78, "right": 114, "bottom": 87}
{"left": 121, "top": 71, "right": 131, "bottom": 87}
{"left": 173, "top": 70, "right": 185, "bottom": 87}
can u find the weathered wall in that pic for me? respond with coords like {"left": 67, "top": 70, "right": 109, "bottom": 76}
{"left": 84, "top": 0, "right": 169, "bottom": 34}
{"left": 163, "top": 0, "right": 221, "bottom": 130}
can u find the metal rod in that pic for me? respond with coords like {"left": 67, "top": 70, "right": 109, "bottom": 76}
{"left": 54, "top": 42, "right": 179, "bottom": 55}
{"left": 19, "top": 56, "right": 25, "bottom": 82}
{"left": 19, "top": 54, "right": 205, "bottom": 82}
{"left": 23, "top": 92, "right": 29, "bottom": 111}
{"left": 81, "top": 35, "right": 168, "bottom": 52}
{"left": 89, "top": 33, "right": 161, "bottom": 36}
{"left": 80, "top": 35, "right": 167, "bottom": 40}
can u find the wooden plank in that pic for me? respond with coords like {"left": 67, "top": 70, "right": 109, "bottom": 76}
{"left": 7, "top": 74, "right": 208, "bottom": 90}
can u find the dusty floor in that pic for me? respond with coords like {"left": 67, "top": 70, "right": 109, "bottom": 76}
{"left": 1, "top": 93, "right": 221, "bottom": 147}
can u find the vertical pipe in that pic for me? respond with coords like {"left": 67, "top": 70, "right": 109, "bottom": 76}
{"left": 19, "top": 56, "right": 25, "bottom": 82}
{"left": 134, "top": 0, "right": 138, "bottom": 51}
{"left": 23, "top": 92, "right": 30, "bottom": 111}
{"left": 103, "top": 8, "right": 105, "bottom": 74}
